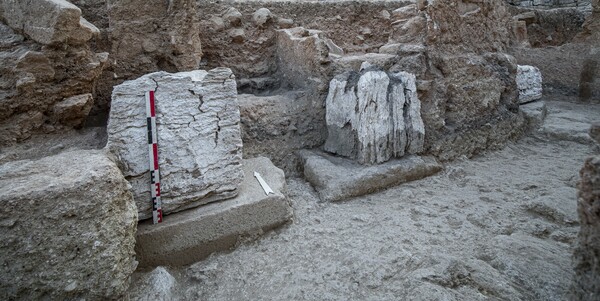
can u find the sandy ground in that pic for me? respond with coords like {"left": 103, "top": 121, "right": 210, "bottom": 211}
{"left": 127, "top": 99, "right": 600, "bottom": 301}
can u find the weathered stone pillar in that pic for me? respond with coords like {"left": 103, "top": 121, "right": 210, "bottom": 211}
{"left": 323, "top": 65, "right": 424, "bottom": 165}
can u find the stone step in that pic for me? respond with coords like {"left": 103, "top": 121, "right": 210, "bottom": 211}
{"left": 539, "top": 101, "right": 600, "bottom": 144}
{"left": 298, "top": 150, "right": 443, "bottom": 202}
{"left": 135, "top": 157, "right": 293, "bottom": 267}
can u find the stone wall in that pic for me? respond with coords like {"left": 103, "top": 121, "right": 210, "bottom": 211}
{"left": 510, "top": 7, "right": 587, "bottom": 47}
{"left": 510, "top": 0, "right": 598, "bottom": 101}
{"left": 0, "top": 0, "right": 108, "bottom": 145}
{"left": 412, "top": 0, "right": 526, "bottom": 160}
{"left": 68, "top": 0, "right": 527, "bottom": 168}
{"left": 195, "top": 0, "right": 401, "bottom": 92}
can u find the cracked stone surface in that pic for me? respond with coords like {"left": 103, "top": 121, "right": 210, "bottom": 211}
{"left": 107, "top": 68, "right": 244, "bottom": 220}
{"left": 324, "top": 67, "right": 425, "bottom": 165}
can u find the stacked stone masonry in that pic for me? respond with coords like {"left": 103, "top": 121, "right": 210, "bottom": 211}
{"left": 0, "top": 0, "right": 108, "bottom": 145}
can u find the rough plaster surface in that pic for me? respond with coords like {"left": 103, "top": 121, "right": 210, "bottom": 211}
{"left": 107, "top": 68, "right": 243, "bottom": 220}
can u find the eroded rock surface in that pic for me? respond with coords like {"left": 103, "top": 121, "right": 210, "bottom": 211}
{"left": 0, "top": 0, "right": 100, "bottom": 45}
{"left": 108, "top": 0, "right": 202, "bottom": 78}
{"left": 573, "top": 155, "right": 600, "bottom": 300}
{"left": 0, "top": 150, "right": 138, "bottom": 300}
{"left": 324, "top": 67, "right": 424, "bottom": 165}
{"left": 107, "top": 68, "right": 243, "bottom": 220}
{"left": 380, "top": 0, "right": 526, "bottom": 160}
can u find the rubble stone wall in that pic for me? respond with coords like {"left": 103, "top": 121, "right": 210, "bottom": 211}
{"left": 196, "top": 0, "right": 401, "bottom": 92}
{"left": 507, "top": 0, "right": 592, "bottom": 11}
{"left": 0, "top": 0, "right": 108, "bottom": 145}
{"left": 417, "top": 0, "right": 526, "bottom": 160}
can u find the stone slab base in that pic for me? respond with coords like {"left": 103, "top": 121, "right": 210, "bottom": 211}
{"left": 298, "top": 150, "right": 442, "bottom": 202}
{"left": 135, "top": 157, "right": 292, "bottom": 267}
{"left": 520, "top": 100, "right": 547, "bottom": 131}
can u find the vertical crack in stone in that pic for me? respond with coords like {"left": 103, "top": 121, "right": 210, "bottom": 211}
{"left": 214, "top": 111, "right": 221, "bottom": 148}
{"left": 325, "top": 68, "right": 424, "bottom": 165}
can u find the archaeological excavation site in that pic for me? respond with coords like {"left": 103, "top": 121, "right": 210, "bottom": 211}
{"left": 1, "top": 0, "right": 600, "bottom": 299}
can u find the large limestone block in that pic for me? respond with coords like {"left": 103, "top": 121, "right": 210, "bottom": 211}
{"left": 324, "top": 66, "right": 425, "bottom": 165}
{"left": 0, "top": 150, "right": 138, "bottom": 300}
{"left": 0, "top": 21, "right": 107, "bottom": 146}
{"left": 299, "top": 150, "right": 442, "bottom": 202}
{"left": 107, "top": 68, "right": 244, "bottom": 220}
{"left": 135, "top": 157, "right": 292, "bottom": 267}
{"left": 517, "top": 65, "right": 543, "bottom": 103}
{"left": 573, "top": 156, "right": 600, "bottom": 300}
{"left": 0, "top": 0, "right": 99, "bottom": 45}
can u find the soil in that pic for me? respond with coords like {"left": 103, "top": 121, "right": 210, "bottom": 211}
{"left": 127, "top": 98, "right": 600, "bottom": 300}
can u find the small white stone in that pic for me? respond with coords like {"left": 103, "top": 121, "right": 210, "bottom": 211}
{"left": 517, "top": 65, "right": 543, "bottom": 104}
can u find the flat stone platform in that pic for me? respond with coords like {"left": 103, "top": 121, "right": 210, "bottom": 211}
{"left": 298, "top": 150, "right": 442, "bottom": 202}
{"left": 135, "top": 157, "right": 292, "bottom": 267}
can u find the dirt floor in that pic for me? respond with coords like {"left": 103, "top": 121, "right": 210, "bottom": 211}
{"left": 127, "top": 98, "right": 600, "bottom": 301}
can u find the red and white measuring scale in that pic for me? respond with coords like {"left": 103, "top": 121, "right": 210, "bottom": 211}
{"left": 145, "top": 91, "right": 163, "bottom": 224}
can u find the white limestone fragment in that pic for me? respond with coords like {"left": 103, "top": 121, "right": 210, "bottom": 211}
{"left": 517, "top": 65, "right": 543, "bottom": 104}
{"left": 324, "top": 67, "right": 425, "bottom": 165}
{"left": 107, "top": 68, "right": 244, "bottom": 220}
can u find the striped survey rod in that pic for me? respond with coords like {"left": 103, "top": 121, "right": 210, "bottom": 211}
{"left": 145, "top": 90, "right": 163, "bottom": 224}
